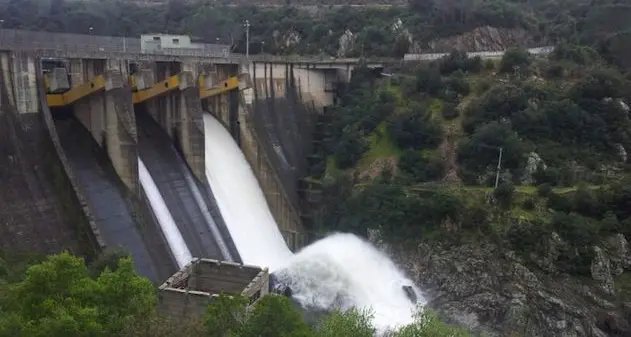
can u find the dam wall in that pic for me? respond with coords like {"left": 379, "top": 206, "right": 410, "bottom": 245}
{"left": 235, "top": 62, "right": 332, "bottom": 250}
{"left": 0, "top": 51, "right": 100, "bottom": 257}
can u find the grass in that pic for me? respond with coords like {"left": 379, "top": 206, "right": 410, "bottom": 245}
{"left": 357, "top": 122, "right": 402, "bottom": 169}
{"left": 428, "top": 98, "right": 443, "bottom": 120}
{"left": 324, "top": 155, "right": 341, "bottom": 179}
{"left": 462, "top": 184, "right": 599, "bottom": 195}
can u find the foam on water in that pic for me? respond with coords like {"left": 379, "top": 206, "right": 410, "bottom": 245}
{"left": 275, "top": 233, "right": 424, "bottom": 333}
{"left": 203, "top": 114, "right": 424, "bottom": 332}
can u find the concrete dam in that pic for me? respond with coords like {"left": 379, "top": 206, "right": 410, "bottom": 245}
{"left": 0, "top": 29, "right": 429, "bottom": 332}
{"left": 0, "top": 27, "right": 376, "bottom": 282}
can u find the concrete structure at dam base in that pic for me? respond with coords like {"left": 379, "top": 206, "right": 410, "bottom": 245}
{"left": 158, "top": 258, "right": 269, "bottom": 318}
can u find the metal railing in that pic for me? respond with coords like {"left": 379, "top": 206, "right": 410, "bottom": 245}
{"left": 0, "top": 29, "right": 233, "bottom": 59}
{"left": 403, "top": 46, "right": 555, "bottom": 61}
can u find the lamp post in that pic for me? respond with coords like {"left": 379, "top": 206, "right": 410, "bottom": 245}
{"left": 244, "top": 20, "right": 250, "bottom": 59}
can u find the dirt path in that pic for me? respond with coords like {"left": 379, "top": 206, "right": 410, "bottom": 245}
{"left": 440, "top": 123, "right": 462, "bottom": 184}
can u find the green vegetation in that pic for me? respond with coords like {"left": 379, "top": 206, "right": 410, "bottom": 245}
{"left": 309, "top": 44, "right": 631, "bottom": 277}
{"left": 0, "top": 252, "right": 470, "bottom": 337}
{"left": 2, "top": 0, "right": 631, "bottom": 67}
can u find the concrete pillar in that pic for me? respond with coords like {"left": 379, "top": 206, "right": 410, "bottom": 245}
{"left": 103, "top": 70, "right": 138, "bottom": 192}
{"left": 176, "top": 71, "right": 205, "bottom": 182}
{"left": 3, "top": 52, "right": 39, "bottom": 114}
{"left": 73, "top": 63, "right": 138, "bottom": 193}
{"left": 141, "top": 66, "right": 205, "bottom": 182}
{"left": 68, "top": 59, "right": 86, "bottom": 86}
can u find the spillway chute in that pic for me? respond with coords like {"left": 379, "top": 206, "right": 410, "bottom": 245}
{"left": 202, "top": 112, "right": 424, "bottom": 332}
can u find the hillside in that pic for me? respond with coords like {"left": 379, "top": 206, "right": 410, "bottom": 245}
{"left": 2, "top": 0, "right": 629, "bottom": 64}
{"left": 307, "top": 46, "right": 631, "bottom": 336}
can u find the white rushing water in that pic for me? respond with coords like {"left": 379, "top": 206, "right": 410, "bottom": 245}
{"left": 138, "top": 158, "right": 192, "bottom": 268}
{"left": 203, "top": 114, "right": 293, "bottom": 270}
{"left": 203, "top": 114, "right": 423, "bottom": 332}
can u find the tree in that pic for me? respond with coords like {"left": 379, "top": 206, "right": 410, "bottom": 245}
{"left": 0, "top": 252, "right": 156, "bottom": 337}
{"left": 204, "top": 294, "right": 249, "bottom": 337}
{"left": 415, "top": 66, "right": 443, "bottom": 96}
{"left": 391, "top": 310, "right": 471, "bottom": 337}
{"left": 389, "top": 104, "right": 443, "bottom": 150}
{"left": 315, "top": 308, "right": 375, "bottom": 337}
{"left": 462, "top": 84, "right": 529, "bottom": 134}
{"left": 398, "top": 150, "right": 445, "bottom": 183}
{"left": 499, "top": 47, "right": 532, "bottom": 74}
{"left": 238, "top": 295, "right": 312, "bottom": 337}
{"left": 457, "top": 121, "right": 525, "bottom": 177}
{"left": 493, "top": 182, "right": 515, "bottom": 210}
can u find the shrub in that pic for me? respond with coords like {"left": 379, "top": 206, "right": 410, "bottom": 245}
{"left": 523, "top": 198, "right": 536, "bottom": 210}
{"left": 415, "top": 66, "right": 443, "bottom": 96}
{"left": 484, "top": 59, "right": 495, "bottom": 71}
{"left": 474, "top": 78, "right": 492, "bottom": 94}
{"left": 462, "top": 84, "right": 529, "bottom": 134}
{"left": 537, "top": 183, "right": 553, "bottom": 197}
{"left": 494, "top": 182, "right": 515, "bottom": 210}
{"left": 544, "top": 63, "right": 565, "bottom": 78}
{"left": 572, "top": 185, "right": 604, "bottom": 218}
{"left": 389, "top": 105, "right": 443, "bottom": 150}
{"left": 443, "top": 71, "right": 470, "bottom": 97}
{"left": 499, "top": 47, "right": 532, "bottom": 74}
{"left": 398, "top": 150, "right": 445, "bottom": 182}
{"left": 438, "top": 50, "right": 484, "bottom": 75}
{"left": 465, "top": 56, "right": 484, "bottom": 73}
{"left": 551, "top": 212, "right": 601, "bottom": 247}
{"left": 546, "top": 192, "right": 573, "bottom": 213}
{"left": 533, "top": 166, "right": 562, "bottom": 186}
{"left": 550, "top": 42, "right": 601, "bottom": 65}
{"left": 507, "top": 220, "right": 548, "bottom": 254}
{"left": 441, "top": 102, "right": 460, "bottom": 120}
{"left": 334, "top": 130, "right": 368, "bottom": 169}
{"left": 457, "top": 121, "right": 526, "bottom": 175}
{"left": 460, "top": 202, "right": 490, "bottom": 232}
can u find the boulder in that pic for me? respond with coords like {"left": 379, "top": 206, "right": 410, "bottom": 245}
{"left": 596, "top": 312, "right": 631, "bottom": 337}
{"left": 591, "top": 246, "right": 616, "bottom": 296}
{"left": 605, "top": 234, "right": 631, "bottom": 276}
{"left": 402, "top": 285, "right": 417, "bottom": 303}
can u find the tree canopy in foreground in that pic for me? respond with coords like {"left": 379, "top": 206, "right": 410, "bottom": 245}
{"left": 0, "top": 252, "right": 469, "bottom": 337}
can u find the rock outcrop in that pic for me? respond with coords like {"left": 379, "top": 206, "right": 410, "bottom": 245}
{"left": 422, "top": 26, "right": 536, "bottom": 53}
{"left": 337, "top": 29, "right": 356, "bottom": 57}
{"left": 380, "top": 235, "right": 631, "bottom": 337}
{"left": 272, "top": 29, "right": 302, "bottom": 52}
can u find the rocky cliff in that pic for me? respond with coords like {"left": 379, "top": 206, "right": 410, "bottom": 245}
{"left": 372, "top": 232, "right": 631, "bottom": 337}
{"left": 417, "top": 26, "right": 537, "bottom": 53}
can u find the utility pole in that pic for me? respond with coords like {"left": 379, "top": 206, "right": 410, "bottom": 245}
{"left": 494, "top": 147, "right": 504, "bottom": 189}
{"left": 244, "top": 20, "right": 250, "bottom": 59}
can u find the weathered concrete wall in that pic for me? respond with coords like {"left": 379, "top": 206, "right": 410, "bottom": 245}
{"left": 0, "top": 52, "right": 102, "bottom": 257}
{"left": 0, "top": 52, "right": 39, "bottom": 114}
{"left": 158, "top": 258, "right": 269, "bottom": 319}
{"left": 251, "top": 62, "right": 336, "bottom": 111}
{"left": 35, "top": 69, "right": 106, "bottom": 257}
{"left": 238, "top": 90, "right": 307, "bottom": 250}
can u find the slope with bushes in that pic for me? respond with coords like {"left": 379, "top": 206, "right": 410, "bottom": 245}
{"left": 306, "top": 44, "right": 631, "bottom": 335}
